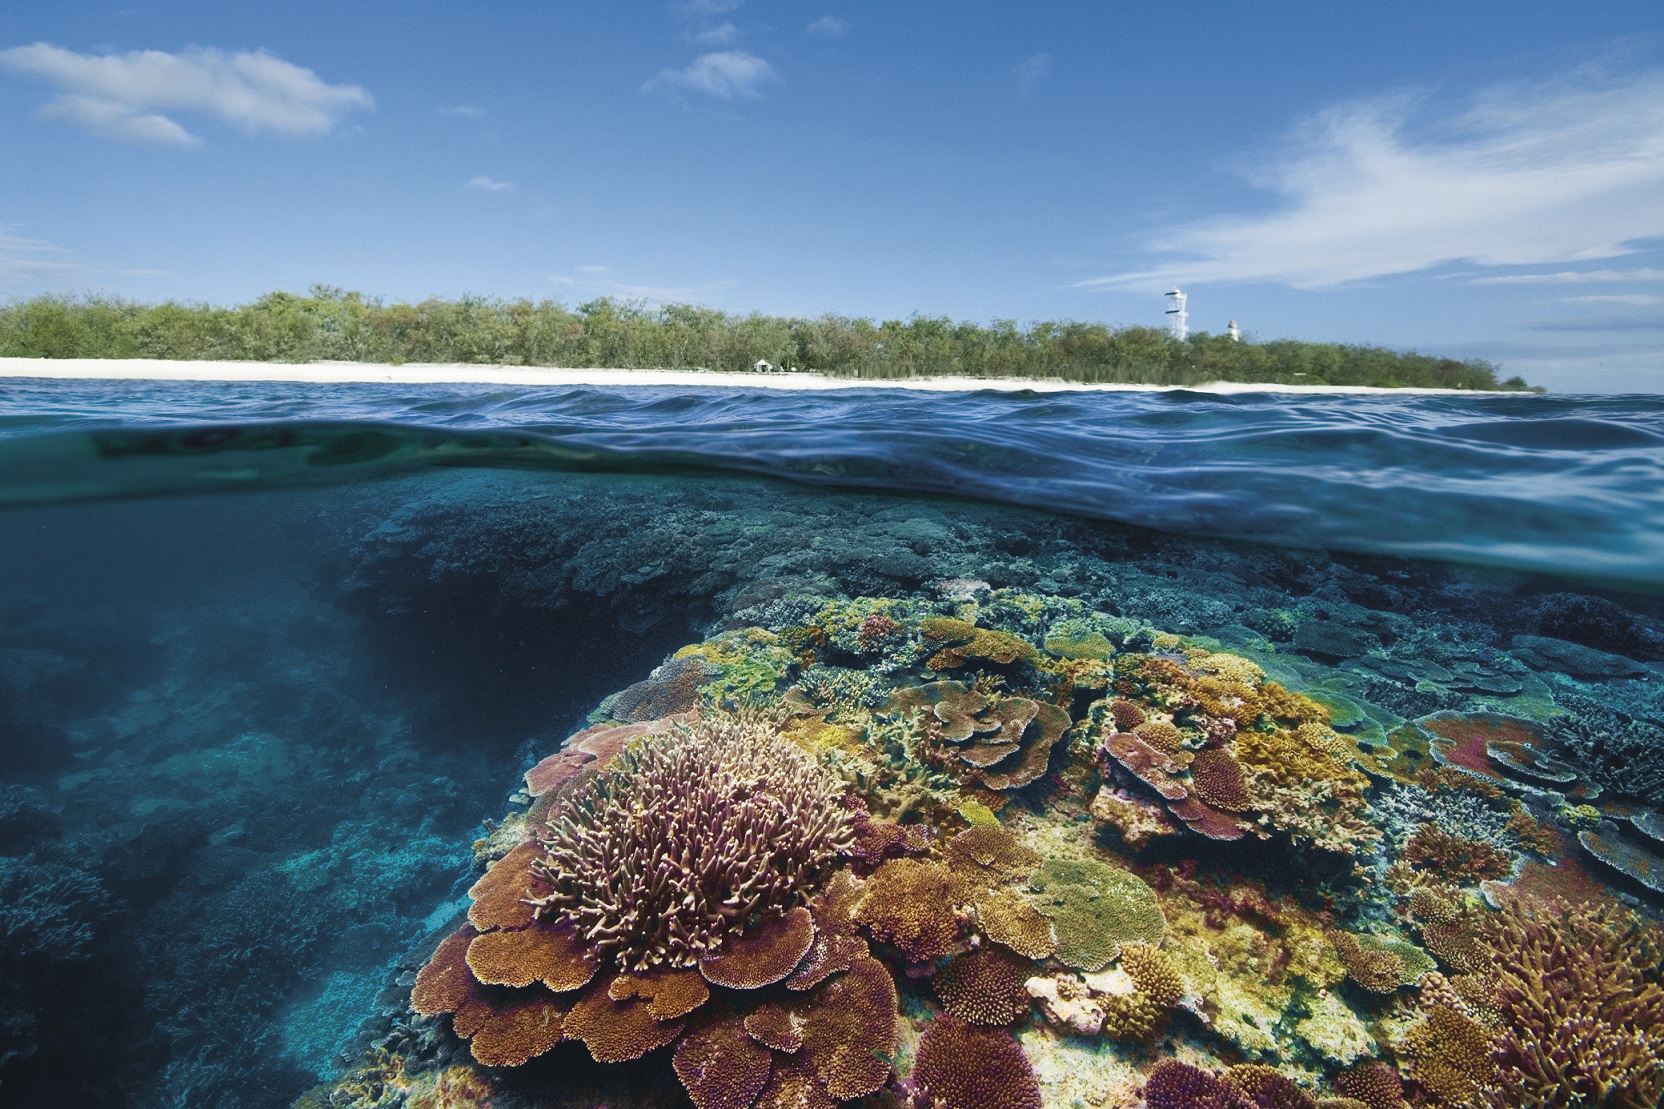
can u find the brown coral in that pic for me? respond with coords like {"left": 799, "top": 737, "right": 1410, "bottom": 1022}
{"left": 744, "top": 1003, "right": 804, "bottom": 1052}
{"left": 1333, "top": 1063, "right": 1406, "bottom": 1109}
{"left": 1133, "top": 719, "right": 1185, "bottom": 755}
{"left": 972, "top": 888, "right": 1056, "bottom": 960}
{"left": 673, "top": 1019, "right": 774, "bottom": 1109}
{"left": 920, "top": 618, "right": 1039, "bottom": 671}
{"left": 1400, "top": 1004, "right": 1494, "bottom": 1105}
{"left": 945, "top": 825, "right": 1041, "bottom": 880}
{"left": 465, "top": 919, "right": 598, "bottom": 992}
{"left": 1402, "top": 825, "right": 1514, "bottom": 883}
{"left": 1474, "top": 897, "right": 1664, "bottom": 1109}
{"left": 855, "top": 858, "right": 966, "bottom": 962}
{"left": 934, "top": 948, "right": 1033, "bottom": 1026}
{"left": 563, "top": 975, "right": 686, "bottom": 1063}
{"left": 912, "top": 1015, "right": 1042, "bottom": 1109}
{"left": 1189, "top": 748, "right": 1252, "bottom": 812}
{"left": 788, "top": 871, "right": 869, "bottom": 991}
{"left": 795, "top": 956, "right": 898, "bottom": 1100}
{"left": 528, "top": 716, "right": 853, "bottom": 973}
{"left": 607, "top": 967, "right": 711, "bottom": 1020}
{"left": 699, "top": 906, "right": 816, "bottom": 989}
{"left": 1330, "top": 931, "right": 1405, "bottom": 994}
{"left": 1109, "top": 698, "right": 1147, "bottom": 732}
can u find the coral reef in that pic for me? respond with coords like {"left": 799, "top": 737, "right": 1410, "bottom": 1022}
{"left": 529, "top": 715, "right": 854, "bottom": 972}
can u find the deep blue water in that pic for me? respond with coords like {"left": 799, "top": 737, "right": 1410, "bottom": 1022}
{"left": 0, "top": 379, "right": 1661, "bottom": 589}
{"left": 0, "top": 377, "right": 1661, "bottom": 1109}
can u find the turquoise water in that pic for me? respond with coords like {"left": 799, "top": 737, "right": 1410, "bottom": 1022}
{"left": 0, "top": 378, "right": 1659, "bottom": 1109}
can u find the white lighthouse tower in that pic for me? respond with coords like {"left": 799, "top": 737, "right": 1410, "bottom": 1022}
{"left": 1164, "top": 288, "right": 1188, "bottom": 340}
{"left": 1226, "top": 319, "right": 1241, "bottom": 341}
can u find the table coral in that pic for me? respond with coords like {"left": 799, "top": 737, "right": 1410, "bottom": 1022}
{"left": 855, "top": 857, "right": 968, "bottom": 962}
{"left": 1027, "top": 858, "right": 1165, "bottom": 972}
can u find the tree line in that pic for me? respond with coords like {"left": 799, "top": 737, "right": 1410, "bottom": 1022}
{"left": 0, "top": 287, "right": 1536, "bottom": 390}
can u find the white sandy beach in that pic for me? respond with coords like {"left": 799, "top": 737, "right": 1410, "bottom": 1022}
{"left": 0, "top": 357, "right": 1518, "bottom": 395}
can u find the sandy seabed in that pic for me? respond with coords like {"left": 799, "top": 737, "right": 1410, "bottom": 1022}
{"left": 0, "top": 357, "right": 1512, "bottom": 395}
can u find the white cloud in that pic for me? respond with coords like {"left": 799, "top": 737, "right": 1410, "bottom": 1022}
{"left": 1081, "top": 67, "right": 1664, "bottom": 290}
{"left": 1014, "top": 52, "right": 1050, "bottom": 94}
{"left": 691, "top": 23, "right": 739, "bottom": 47}
{"left": 465, "top": 176, "right": 513, "bottom": 192}
{"left": 0, "top": 42, "right": 372, "bottom": 145}
{"left": 1471, "top": 267, "right": 1664, "bottom": 284}
{"left": 440, "top": 104, "right": 484, "bottom": 118}
{"left": 647, "top": 51, "right": 777, "bottom": 100}
{"left": 683, "top": 0, "right": 742, "bottom": 14}
{"left": 1557, "top": 294, "right": 1664, "bottom": 305}
{"left": 807, "top": 16, "right": 849, "bottom": 37}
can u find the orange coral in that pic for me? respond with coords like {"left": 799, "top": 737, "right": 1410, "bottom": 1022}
{"left": 934, "top": 948, "right": 1032, "bottom": 1026}
{"left": 700, "top": 906, "right": 816, "bottom": 989}
{"left": 454, "top": 992, "right": 566, "bottom": 1068}
{"left": 855, "top": 858, "right": 966, "bottom": 962}
{"left": 912, "top": 1015, "right": 1041, "bottom": 1109}
{"left": 673, "top": 1019, "right": 774, "bottom": 1109}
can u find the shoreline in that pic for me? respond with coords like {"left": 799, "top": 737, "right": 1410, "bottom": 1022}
{"left": 0, "top": 357, "right": 1527, "bottom": 395}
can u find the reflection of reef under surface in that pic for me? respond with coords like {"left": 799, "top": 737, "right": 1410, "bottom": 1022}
{"left": 303, "top": 473, "right": 1664, "bottom": 1109}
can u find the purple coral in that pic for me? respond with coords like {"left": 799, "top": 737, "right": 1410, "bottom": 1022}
{"left": 528, "top": 715, "right": 855, "bottom": 973}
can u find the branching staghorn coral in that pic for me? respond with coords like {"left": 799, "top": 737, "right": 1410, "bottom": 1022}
{"left": 529, "top": 714, "right": 855, "bottom": 972}
{"left": 1473, "top": 897, "right": 1664, "bottom": 1109}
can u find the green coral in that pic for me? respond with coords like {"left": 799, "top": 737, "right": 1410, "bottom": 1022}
{"left": 1043, "top": 619, "right": 1116, "bottom": 661}
{"left": 920, "top": 617, "right": 1040, "bottom": 671}
{"left": 1026, "top": 858, "right": 1165, "bottom": 971}
{"left": 673, "top": 629, "right": 796, "bottom": 704}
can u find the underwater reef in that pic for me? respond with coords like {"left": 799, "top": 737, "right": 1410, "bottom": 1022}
{"left": 4, "top": 470, "right": 1662, "bottom": 1109}
{"left": 299, "top": 477, "right": 1664, "bottom": 1109}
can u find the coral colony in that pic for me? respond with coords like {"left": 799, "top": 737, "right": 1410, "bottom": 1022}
{"left": 306, "top": 587, "right": 1664, "bottom": 1109}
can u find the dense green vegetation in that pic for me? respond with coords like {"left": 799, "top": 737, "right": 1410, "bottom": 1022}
{"left": 0, "top": 287, "right": 1535, "bottom": 390}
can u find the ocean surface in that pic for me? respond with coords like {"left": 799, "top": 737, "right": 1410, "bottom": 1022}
{"left": 0, "top": 377, "right": 1660, "bottom": 1109}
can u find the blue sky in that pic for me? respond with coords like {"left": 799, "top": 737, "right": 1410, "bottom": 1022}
{"left": 2, "top": 2, "right": 1663, "bottom": 391}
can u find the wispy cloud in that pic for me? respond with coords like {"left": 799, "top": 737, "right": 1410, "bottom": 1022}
{"left": 691, "top": 23, "right": 739, "bottom": 47}
{"left": 682, "top": 0, "right": 742, "bottom": 14}
{"left": 439, "top": 104, "right": 484, "bottom": 118}
{"left": 551, "top": 266, "right": 736, "bottom": 304}
{"left": 1470, "top": 267, "right": 1664, "bottom": 285}
{"left": 1082, "top": 66, "right": 1664, "bottom": 290}
{"left": 1014, "top": 53, "right": 1050, "bottom": 95}
{"left": 0, "top": 230, "right": 81, "bottom": 285}
{"left": 0, "top": 43, "right": 371, "bottom": 146}
{"left": 807, "top": 16, "right": 849, "bottom": 37}
{"left": 646, "top": 51, "right": 778, "bottom": 100}
{"left": 465, "top": 176, "right": 513, "bottom": 192}
{"left": 1557, "top": 294, "right": 1664, "bottom": 305}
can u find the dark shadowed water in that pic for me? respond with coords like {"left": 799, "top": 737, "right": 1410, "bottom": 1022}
{"left": 0, "top": 378, "right": 1659, "bottom": 1109}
